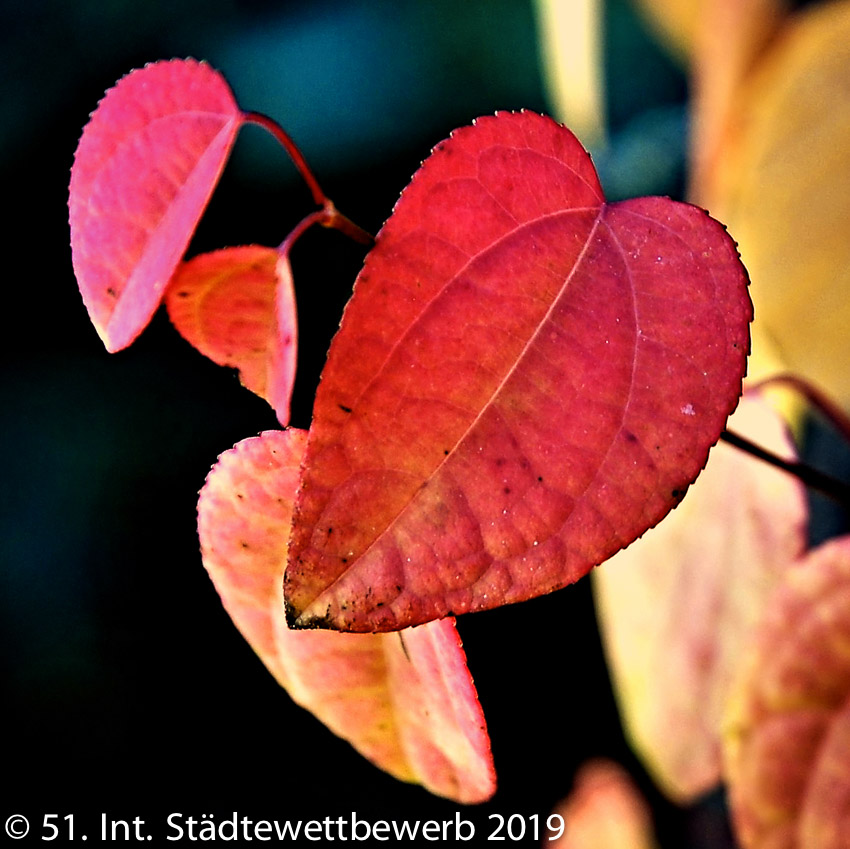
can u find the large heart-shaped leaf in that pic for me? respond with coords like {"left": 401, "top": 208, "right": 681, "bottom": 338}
{"left": 165, "top": 246, "right": 297, "bottom": 425}
{"left": 285, "top": 110, "right": 752, "bottom": 632}
{"left": 197, "top": 428, "right": 495, "bottom": 803}
{"left": 69, "top": 59, "right": 243, "bottom": 352}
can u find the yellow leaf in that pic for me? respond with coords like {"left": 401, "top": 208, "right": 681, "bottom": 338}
{"left": 593, "top": 396, "right": 807, "bottom": 802}
{"left": 630, "top": 0, "right": 702, "bottom": 60}
{"left": 534, "top": 0, "right": 606, "bottom": 145}
{"left": 700, "top": 0, "right": 850, "bottom": 411}
{"left": 689, "top": 0, "right": 788, "bottom": 197}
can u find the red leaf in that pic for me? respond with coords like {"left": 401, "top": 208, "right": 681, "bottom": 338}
{"left": 69, "top": 59, "right": 243, "bottom": 352}
{"left": 165, "top": 246, "right": 297, "bottom": 425}
{"left": 285, "top": 110, "right": 752, "bottom": 632}
{"left": 197, "top": 429, "right": 495, "bottom": 802}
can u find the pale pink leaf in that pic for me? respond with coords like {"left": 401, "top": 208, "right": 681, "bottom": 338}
{"left": 549, "top": 760, "right": 658, "bottom": 849}
{"left": 197, "top": 429, "right": 495, "bottom": 802}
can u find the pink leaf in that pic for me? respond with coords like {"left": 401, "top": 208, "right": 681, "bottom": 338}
{"left": 285, "top": 110, "right": 752, "bottom": 632}
{"left": 197, "top": 428, "right": 495, "bottom": 803}
{"left": 165, "top": 246, "right": 297, "bottom": 425}
{"left": 724, "top": 535, "right": 850, "bottom": 849}
{"left": 69, "top": 59, "right": 243, "bottom": 352}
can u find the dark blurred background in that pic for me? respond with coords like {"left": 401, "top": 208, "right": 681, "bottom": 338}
{"left": 0, "top": 1, "right": 735, "bottom": 845}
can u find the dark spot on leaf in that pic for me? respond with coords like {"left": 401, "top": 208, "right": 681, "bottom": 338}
{"left": 623, "top": 430, "right": 637, "bottom": 443}
{"left": 537, "top": 476, "right": 543, "bottom": 482}
{"left": 106, "top": 287, "right": 117, "bottom": 297}
{"left": 176, "top": 290, "right": 190, "bottom": 298}
{"left": 241, "top": 541, "right": 250, "bottom": 549}
{"left": 444, "top": 449, "right": 450, "bottom": 456}
{"left": 503, "top": 486, "right": 511, "bottom": 495}
{"left": 341, "top": 557, "right": 348, "bottom": 564}
{"left": 338, "top": 404, "right": 353, "bottom": 413}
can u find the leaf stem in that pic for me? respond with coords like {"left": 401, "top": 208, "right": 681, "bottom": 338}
{"left": 242, "top": 111, "right": 375, "bottom": 248}
{"left": 320, "top": 200, "right": 375, "bottom": 247}
{"left": 243, "top": 111, "right": 327, "bottom": 207}
{"left": 278, "top": 209, "right": 330, "bottom": 258}
{"left": 721, "top": 429, "right": 850, "bottom": 507}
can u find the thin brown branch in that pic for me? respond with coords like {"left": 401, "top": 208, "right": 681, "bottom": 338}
{"left": 721, "top": 429, "right": 850, "bottom": 507}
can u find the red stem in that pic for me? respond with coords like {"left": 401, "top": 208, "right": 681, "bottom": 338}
{"left": 242, "top": 111, "right": 375, "bottom": 248}
{"left": 243, "top": 111, "right": 327, "bottom": 207}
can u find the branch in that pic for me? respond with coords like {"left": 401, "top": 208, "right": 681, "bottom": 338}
{"left": 721, "top": 429, "right": 850, "bottom": 507}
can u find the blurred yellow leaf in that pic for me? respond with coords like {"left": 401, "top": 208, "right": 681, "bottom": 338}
{"left": 549, "top": 760, "right": 658, "bottom": 849}
{"left": 699, "top": 0, "right": 850, "bottom": 412}
{"left": 630, "top": 0, "right": 702, "bottom": 60}
{"left": 534, "top": 0, "right": 606, "bottom": 145}
{"left": 724, "top": 535, "right": 850, "bottom": 849}
{"left": 689, "top": 0, "right": 788, "bottom": 197}
{"left": 593, "top": 396, "right": 807, "bottom": 802}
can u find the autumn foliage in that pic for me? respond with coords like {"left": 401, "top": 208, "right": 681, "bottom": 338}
{"left": 68, "top": 1, "right": 850, "bottom": 841}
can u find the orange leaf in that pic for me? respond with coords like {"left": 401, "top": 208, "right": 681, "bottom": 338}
{"left": 197, "top": 428, "right": 495, "bottom": 803}
{"left": 166, "top": 246, "right": 297, "bottom": 425}
{"left": 593, "top": 395, "right": 807, "bottom": 802}
{"left": 724, "top": 535, "right": 850, "bottom": 849}
{"left": 689, "top": 0, "right": 787, "bottom": 197}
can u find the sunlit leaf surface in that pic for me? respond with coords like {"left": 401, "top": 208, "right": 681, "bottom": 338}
{"left": 285, "top": 110, "right": 752, "bottom": 632}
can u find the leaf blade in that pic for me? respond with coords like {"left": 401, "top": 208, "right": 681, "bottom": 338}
{"left": 69, "top": 59, "right": 243, "bottom": 351}
{"left": 285, "top": 111, "right": 752, "bottom": 632}
{"left": 197, "top": 429, "right": 495, "bottom": 802}
{"left": 593, "top": 395, "right": 807, "bottom": 802}
{"left": 165, "top": 245, "right": 297, "bottom": 425}
{"left": 724, "top": 536, "right": 850, "bottom": 849}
